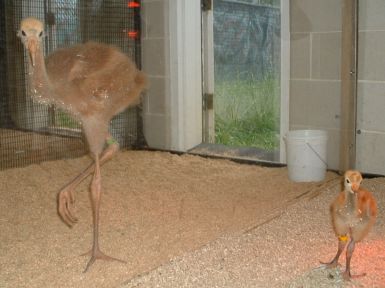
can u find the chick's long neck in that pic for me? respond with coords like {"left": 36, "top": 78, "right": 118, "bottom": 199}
{"left": 344, "top": 185, "right": 358, "bottom": 216}
{"left": 27, "top": 42, "right": 54, "bottom": 105}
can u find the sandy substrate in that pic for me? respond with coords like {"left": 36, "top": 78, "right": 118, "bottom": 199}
{"left": 123, "top": 172, "right": 385, "bottom": 288}
{"left": 0, "top": 150, "right": 383, "bottom": 287}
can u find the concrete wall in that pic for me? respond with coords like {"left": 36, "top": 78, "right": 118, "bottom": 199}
{"left": 141, "top": 0, "right": 385, "bottom": 173}
{"left": 290, "top": 0, "right": 342, "bottom": 170}
{"left": 141, "top": 0, "right": 202, "bottom": 151}
{"left": 356, "top": 0, "right": 385, "bottom": 175}
{"left": 141, "top": 0, "right": 171, "bottom": 149}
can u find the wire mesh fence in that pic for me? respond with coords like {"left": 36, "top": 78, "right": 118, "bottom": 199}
{"left": 0, "top": 0, "right": 143, "bottom": 170}
{"left": 213, "top": 0, "right": 280, "bottom": 82}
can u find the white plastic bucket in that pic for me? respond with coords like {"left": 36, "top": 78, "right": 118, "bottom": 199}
{"left": 285, "top": 130, "right": 328, "bottom": 182}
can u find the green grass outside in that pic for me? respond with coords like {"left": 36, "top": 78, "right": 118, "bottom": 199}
{"left": 55, "top": 111, "right": 81, "bottom": 129}
{"left": 214, "top": 76, "right": 280, "bottom": 151}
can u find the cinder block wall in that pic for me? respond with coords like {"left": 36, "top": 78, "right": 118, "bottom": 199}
{"left": 141, "top": 0, "right": 171, "bottom": 149}
{"left": 356, "top": 1, "right": 385, "bottom": 174}
{"left": 290, "top": 0, "right": 342, "bottom": 170}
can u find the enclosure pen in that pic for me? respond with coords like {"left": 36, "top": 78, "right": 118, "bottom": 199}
{"left": 1, "top": 0, "right": 385, "bottom": 287}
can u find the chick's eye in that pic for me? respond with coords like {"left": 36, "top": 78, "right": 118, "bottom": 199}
{"left": 21, "top": 30, "right": 26, "bottom": 36}
{"left": 39, "top": 31, "right": 43, "bottom": 37}
{"left": 346, "top": 178, "right": 351, "bottom": 184}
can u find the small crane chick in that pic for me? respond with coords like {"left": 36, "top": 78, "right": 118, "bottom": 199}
{"left": 322, "top": 170, "right": 377, "bottom": 280}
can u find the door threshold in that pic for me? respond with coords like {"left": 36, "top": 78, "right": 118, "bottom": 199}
{"left": 189, "top": 143, "right": 280, "bottom": 163}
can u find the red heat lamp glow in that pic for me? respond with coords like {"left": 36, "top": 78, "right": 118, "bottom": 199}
{"left": 128, "top": 1, "right": 140, "bottom": 8}
{"left": 128, "top": 31, "right": 139, "bottom": 39}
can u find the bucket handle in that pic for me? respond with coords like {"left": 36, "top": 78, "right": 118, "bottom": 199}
{"left": 306, "top": 142, "right": 328, "bottom": 168}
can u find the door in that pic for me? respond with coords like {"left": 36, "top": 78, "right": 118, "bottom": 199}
{"left": 201, "top": 0, "right": 289, "bottom": 163}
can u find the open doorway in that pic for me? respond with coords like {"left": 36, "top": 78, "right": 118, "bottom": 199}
{"left": 197, "top": 0, "right": 288, "bottom": 163}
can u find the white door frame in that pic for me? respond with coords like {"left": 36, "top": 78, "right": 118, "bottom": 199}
{"left": 280, "top": 0, "right": 290, "bottom": 163}
{"left": 168, "top": 0, "right": 203, "bottom": 151}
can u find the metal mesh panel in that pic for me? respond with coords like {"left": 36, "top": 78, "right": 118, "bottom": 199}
{"left": 213, "top": 0, "right": 280, "bottom": 81}
{"left": 0, "top": 0, "right": 143, "bottom": 170}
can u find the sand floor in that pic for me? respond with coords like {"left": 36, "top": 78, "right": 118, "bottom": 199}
{"left": 123, "top": 169, "right": 385, "bottom": 288}
{"left": 0, "top": 150, "right": 383, "bottom": 287}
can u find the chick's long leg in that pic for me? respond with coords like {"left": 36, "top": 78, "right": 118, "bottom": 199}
{"left": 83, "top": 154, "right": 125, "bottom": 273}
{"left": 320, "top": 237, "right": 347, "bottom": 268}
{"left": 343, "top": 239, "right": 366, "bottom": 281}
{"left": 343, "top": 239, "right": 355, "bottom": 280}
{"left": 58, "top": 135, "right": 119, "bottom": 226}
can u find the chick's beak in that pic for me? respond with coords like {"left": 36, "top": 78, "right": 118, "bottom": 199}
{"left": 351, "top": 183, "right": 359, "bottom": 192}
{"left": 27, "top": 38, "right": 37, "bottom": 67}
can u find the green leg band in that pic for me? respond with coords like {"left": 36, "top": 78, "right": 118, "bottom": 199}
{"left": 106, "top": 137, "right": 118, "bottom": 146}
